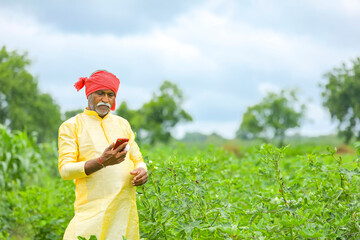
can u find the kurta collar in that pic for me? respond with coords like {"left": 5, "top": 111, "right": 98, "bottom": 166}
{"left": 84, "top": 108, "right": 111, "bottom": 120}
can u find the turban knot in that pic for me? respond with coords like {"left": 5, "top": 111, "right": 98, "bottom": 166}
{"left": 74, "top": 77, "right": 87, "bottom": 91}
{"left": 74, "top": 71, "right": 120, "bottom": 111}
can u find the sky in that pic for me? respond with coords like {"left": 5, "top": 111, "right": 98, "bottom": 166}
{"left": 1, "top": 0, "right": 360, "bottom": 139}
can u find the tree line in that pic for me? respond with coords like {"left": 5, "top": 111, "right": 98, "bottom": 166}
{"left": 1, "top": 45, "right": 360, "bottom": 145}
{"left": 0, "top": 47, "right": 61, "bottom": 142}
{"left": 236, "top": 57, "right": 360, "bottom": 145}
{"left": 0, "top": 46, "right": 192, "bottom": 144}
{"left": 63, "top": 81, "right": 192, "bottom": 144}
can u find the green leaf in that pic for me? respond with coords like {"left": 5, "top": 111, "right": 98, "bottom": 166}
{"left": 338, "top": 168, "right": 360, "bottom": 183}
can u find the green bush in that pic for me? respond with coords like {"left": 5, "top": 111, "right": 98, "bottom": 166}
{"left": 3, "top": 181, "right": 74, "bottom": 240}
{"left": 137, "top": 144, "right": 360, "bottom": 239}
{"left": 0, "top": 125, "right": 43, "bottom": 190}
{"left": 1, "top": 126, "right": 360, "bottom": 239}
{"left": 0, "top": 126, "right": 74, "bottom": 239}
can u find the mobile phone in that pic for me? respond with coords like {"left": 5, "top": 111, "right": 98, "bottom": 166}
{"left": 113, "top": 138, "right": 129, "bottom": 150}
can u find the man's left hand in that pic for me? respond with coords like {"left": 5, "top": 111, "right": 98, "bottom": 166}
{"left": 130, "top": 167, "right": 148, "bottom": 186}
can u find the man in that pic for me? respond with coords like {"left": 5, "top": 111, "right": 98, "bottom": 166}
{"left": 58, "top": 70, "right": 148, "bottom": 240}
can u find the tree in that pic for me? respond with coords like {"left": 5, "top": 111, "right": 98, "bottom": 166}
{"left": 236, "top": 110, "right": 264, "bottom": 140}
{"left": 116, "top": 101, "right": 142, "bottom": 131}
{"left": 116, "top": 81, "right": 192, "bottom": 144}
{"left": 237, "top": 89, "right": 305, "bottom": 146}
{"left": 321, "top": 57, "right": 360, "bottom": 143}
{"left": 140, "top": 81, "right": 192, "bottom": 144}
{"left": 0, "top": 46, "right": 62, "bottom": 142}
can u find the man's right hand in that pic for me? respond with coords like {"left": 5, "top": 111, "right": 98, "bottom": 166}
{"left": 100, "top": 142, "right": 128, "bottom": 167}
{"left": 84, "top": 141, "right": 128, "bottom": 175}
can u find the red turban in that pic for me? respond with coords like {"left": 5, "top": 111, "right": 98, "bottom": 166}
{"left": 74, "top": 71, "right": 120, "bottom": 111}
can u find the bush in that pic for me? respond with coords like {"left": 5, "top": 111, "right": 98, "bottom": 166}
{"left": 0, "top": 125, "right": 43, "bottom": 190}
{"left": 0, "top": 126, "right": 74, "bottom": 239}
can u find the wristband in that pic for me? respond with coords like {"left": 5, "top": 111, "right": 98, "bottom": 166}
{"left": 98, "top": 157, "right": 105, "bottom": 168}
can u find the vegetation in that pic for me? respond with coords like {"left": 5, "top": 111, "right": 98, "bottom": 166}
{"left": 138, "top": 143, "right": 360, "bottom": 239}
{"left": 321, "top": 57, "right": 360, "bottom": 143}
{"left": 116, "top": 80, "right": 192, "bottom": 144}
{"left": 0, "top": 125, "right": 41, "bottom": 190}
{"left": 2, "top": 126, "right": 360, "bottom": 239}
{"left": 0, "top": 46, "right": 191, "bottom": 144}
{"left": 0, "top": 46, "right": 62, "bottom": 142}
{"left": 236, "top": 89, "right": 305, "bottom": 146}
{"left": 0, "top": 125, "right": 73, "bottom": 239}
{"left": 2, "top": 46, "right": 360, "bottom": 239}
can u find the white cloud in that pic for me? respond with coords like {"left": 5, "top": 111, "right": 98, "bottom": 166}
{"left": 0, "top": 1, "right": 358, "bottom": 139}
{"left": 159, "top": 5, "right": 355, "bottom": 82}
{"left": 307, "top": 0, "right": 360, "bottom": 17}
{"left": 0, "top": 8, "right": 43, "bottom": 36}
{"left": 258, "top": 82, "right": 280, "bottom": 96}
{"left": 341, "top": 0, "right": 360, "bottom": 16}
{"left": 0, "top": 8, "right": 215, "bottom": 108}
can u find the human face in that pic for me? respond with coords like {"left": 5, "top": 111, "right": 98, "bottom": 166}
{"left": 88, "top": 89, "right": 115, "bottom": 117}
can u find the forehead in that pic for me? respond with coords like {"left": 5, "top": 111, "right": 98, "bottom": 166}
{"left": 96, "top": 89, "right": 115, "bottom": 94}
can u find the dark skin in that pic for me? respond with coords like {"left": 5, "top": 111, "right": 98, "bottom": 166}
{"left": 84, "top": 89, "right": 148, "bottom": 186}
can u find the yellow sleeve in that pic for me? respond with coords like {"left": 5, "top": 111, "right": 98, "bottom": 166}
{"left": 58, "top": 121, "right": 87, "bottom": 180}
{"left": 125, "top": 120, "right": 147, "bottom": 171}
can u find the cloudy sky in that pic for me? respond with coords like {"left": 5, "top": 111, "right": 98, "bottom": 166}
{"left": 1, "top": 0, "right": 360, "bottom": 139}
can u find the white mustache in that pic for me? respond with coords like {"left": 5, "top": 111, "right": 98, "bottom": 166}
{"left": 97, "top": 101, "right": 111, "bottom": 108}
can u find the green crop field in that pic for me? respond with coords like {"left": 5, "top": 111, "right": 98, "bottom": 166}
{"left": 1, "top": 126, "right": 360, "bottom": 239}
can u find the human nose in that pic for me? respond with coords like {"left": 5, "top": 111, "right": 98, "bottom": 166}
{"left": 102, "top": 94, "right": 109, "bottom": 102}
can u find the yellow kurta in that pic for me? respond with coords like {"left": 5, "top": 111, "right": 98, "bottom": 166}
{"left": 58, "top": 109, "right": 146, "bottom": 240}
